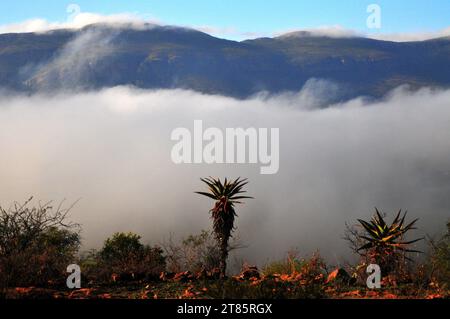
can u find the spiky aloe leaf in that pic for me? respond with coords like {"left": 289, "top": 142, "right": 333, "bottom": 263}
{"left": 356, "top": 208, "right": 423, "bottom": 256}
{"left": 195, "top": 191, "right": 219, "bottom": 200}
{"left": 358, "top": 219, "right": 379, "bottom": 238}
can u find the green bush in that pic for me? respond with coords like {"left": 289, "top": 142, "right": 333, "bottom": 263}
{"left": 97, "top": 232, "right": 166, "bottom": 281}
{"left": 0, "top": 198, "right": 80, "bottom": 288}
{"left": 429, "top": 222, "right": 450, "bottom": 287}
{"left": 263, "top": 251, "right": 308, "bottom": 276}
{"left": 100, "top": 232, "right": 143, "bottom": 264}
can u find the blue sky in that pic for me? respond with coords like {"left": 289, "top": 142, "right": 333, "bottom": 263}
{"left": 0, "top": 0, "right": 449, "bottom": 39}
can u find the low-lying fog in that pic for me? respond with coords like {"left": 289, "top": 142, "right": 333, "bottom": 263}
{"left": 0, "top": 86, "right": 449, "bottom": 266}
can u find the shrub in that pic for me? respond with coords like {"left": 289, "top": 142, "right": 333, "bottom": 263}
{"left": 100, "top": 232, "right": 143, "bottom": 264}
{"left": 77, "top": 249, "right": 101, "bottom": 284}
{"left": 97, "top": 232, "right": 166, "bottom": 282}
{"left": 163, "top": 230, "right": 245, "bottom": 274}
{"left": 163, "top": 230, "right": 221, "bottom": 274}
{"left": 429, "top": 222, "right": 450, "bottom": 287}
{"left": 0, "top": 198, "right": 80, "bottom": 288}
{"left": 262, "top": 251, "right": 307, "bottom": 276}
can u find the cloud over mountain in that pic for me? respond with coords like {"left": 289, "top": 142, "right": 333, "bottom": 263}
{"left": 0, "top": 12, "right": 157, "bottom": 34}
{"left": 0, "top": 86, "right": 449, "bottom": 265}
{"left": 1, "top": 12, "right": 449, "bottom": 42}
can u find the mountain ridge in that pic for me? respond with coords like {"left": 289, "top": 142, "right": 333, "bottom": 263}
{"left": 0, "top": 23, "right": 449, "bottom": 101}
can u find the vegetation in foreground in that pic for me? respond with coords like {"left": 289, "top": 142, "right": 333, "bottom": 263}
{"left": 0, "top": 178, "right": 449, "bottom": 299}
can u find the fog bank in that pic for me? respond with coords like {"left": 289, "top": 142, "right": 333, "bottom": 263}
{"left": 0, "top": 86, "right": 449, "bottom": 266}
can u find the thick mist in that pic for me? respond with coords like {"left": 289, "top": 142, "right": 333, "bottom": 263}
{"left": 0, "top": 86, "right": 449, "bottom": 266}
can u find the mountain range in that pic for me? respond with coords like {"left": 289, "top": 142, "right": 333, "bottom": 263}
{"left": 0, "top": 23, "right": 449, "bottom": 100}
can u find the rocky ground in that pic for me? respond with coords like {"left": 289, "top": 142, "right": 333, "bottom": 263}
{"left": 3, "top": 267, "right": 448, "bottom": 300}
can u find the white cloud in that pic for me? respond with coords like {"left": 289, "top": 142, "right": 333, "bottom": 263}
{"left": 0, "top": 12, "right": 159, "bottom": 34}
{"left": 368, "top": 27, "right": 450, "bottom": 42}
{"left": 1, "top": 12, "right": 449, "bottom": 42}
{"left": 26, "top": 28, "right": 118, "bottom": 90}
{"left": 0, "top": 86, "right": 449, "bottom": 264}
{"left": 0, "top": 11, "right": 264, "bottom": 41}
{"left": 275, "top": 25, "right": 362, "bottom": 39}
{"left": 275, "top": 25, "right": 450, "bottom": 42}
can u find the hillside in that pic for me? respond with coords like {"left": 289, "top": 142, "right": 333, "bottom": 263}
{"left": 0, "top": 24, "right": 449, "bottom": 100}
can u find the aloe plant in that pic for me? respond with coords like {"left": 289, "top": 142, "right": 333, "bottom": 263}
{"left": 357, "top": 209, "right": 423, "bottom": 270}
{"left": 196, "top": 177, "right": 252, "bottom": 278}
